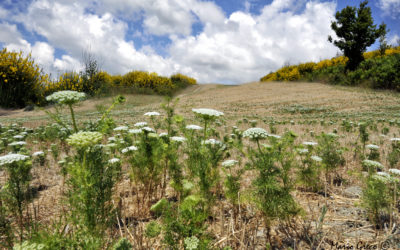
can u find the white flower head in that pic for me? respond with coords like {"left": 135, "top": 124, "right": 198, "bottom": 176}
{"left": 0, "top": 153, "right": 30, "bottom": 166}
{"left": 297, "top": 148, "right": 309, "bottom": 155}
{"left": 142, "top": 127, "right": 156, "bottom": 133}
{"left": 128, "top": 129, "right": 143, "bottom": 134}
{"left": 9, "top": 141, "right": 27, "bottom": 146}
{"left": 303, "top": 141, "right": 317, "bottom": 146}
{"left": 46, "top": 90, "right": 86, "bottom": 105}
{"left": 366, "top": 144, "right": 379, "bottom": 150}
{"left": 13, "top": 135, "right": 24, "bottom": 140}
{"left": 243, "top": 127, "right": 268, "bottom": 140}
{"left": 113, "top": 126, "right": 129, "bottom": 131}
{"left": 362, "top": 159, "right": 384, "bottom": 170}
{"left": 32, "top": 151, "right": 44, "bottom": 157}
{"left": 192, "top": 108, "right": 224, "bottom": 119}
{"left": 186, "top": 124, "right": 203, "bottom": 130}
{"left": 389, "top": 168, "right": 400, "bottom": 176}
{"left": 171, "top": 136, "right": 186, "bottom": 142}
{"left": 311, "top": 155, "right": 323, "bottom": 162}
{"left": 108, "top": 158, "right": 120, "bottom": 164}
{"left": 372, "top": 174, "right": 393, "bottom": 183}
{"left": 144, "top": 111, "right": 160, "bottom": 117}
{"left": 134, "top": 122, "right": 148, "bottom": 128}
{"left": 204, "top": 138, "right": 223, "bottom": 146}
{"left": 108, "top": 136, "right": 116, "bottom": 142}
{"left": 121, "top": 145, "right": 138, "bottom": 154}
{"left": 159, "top": 132, "right": 168, "bottom": 137}
{"left": 377, "top": 171, "right": 390, "bottom": 178}
{"left": 222, "top": 159, "right": 238, "bottom": 167}
{"left": 66, "top": 131, "right": 103, "bottom": 148}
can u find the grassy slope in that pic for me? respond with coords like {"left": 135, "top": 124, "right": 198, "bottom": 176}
{"left": 1, "top": 81, "right": 399, "bottom": 126}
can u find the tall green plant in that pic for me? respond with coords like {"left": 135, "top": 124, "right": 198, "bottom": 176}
{"left": 244, "top": 128, "right": 300, "bottom": 244}
{"left": 66, "top": 131, "right": 121, "bottom": 237}
{"left": 0, "top": 153, "right": 32, "bottom": 242}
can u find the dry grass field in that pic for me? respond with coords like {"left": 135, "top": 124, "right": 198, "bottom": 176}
{"left": 2, "top": 81, "right": 400, "bottom": 249}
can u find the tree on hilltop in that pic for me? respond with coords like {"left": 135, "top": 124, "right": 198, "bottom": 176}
{"left": 328, "top": 0, "right": 387, "bottom": 71}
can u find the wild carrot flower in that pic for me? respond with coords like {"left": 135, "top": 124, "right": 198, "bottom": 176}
{"left": 108, "top": 158, "right": 120, "bottom": 164}
{"left": 389, "top": 169, "right": 400, "bottom": 176}
{"left": 186, "top": 124, "right": 203, "bottom": 130}
{"left": 67, "top": 131, "right": 103, "bottom": 148}
{"left": 113, "top": 126, "right": 129, "bottom": 131}
{"left": 171, "top": 136, "right": 186, "bottom": 142}
{"left": 0, "top": 153, "right": 29, "bottom": 166}
{"left": 243, "top": 127, "right": 268, "bottom": 140}
{"left": 222, "top": 159, "right": 238, "bottom": 167}
{"left": 32, "top": 151, "right": 44, "bottom": 157}
{"left": 134, "top": 122, "right": 148, "bottom": 127}
{"left": 192, "top": 108, "right": 224, "bottom": 118}
{"left": 9, "top": 141, "right": 27, "bottom": 146}
{"left": 121, "top": 146, "right": 138, "bottom": 154}
{"left": 311, "top": 155, "right": 323, "bottom": 162}
{"left": 144, "top": 111, "right": 160, "bottom": 116}
{"left": 303, "top": 141, "right": 317, "bottom": 146}
{"left": 128, "top": 129, "right": 142, "bottom": 134}
{"left": 362, "top": 159, "right": 384, "bottom": 170}
{"left": 366, "top": 144, "right": 379, "bottom": 150}
{"left": 45, "top": 90, "right": 86, "bottom": 105}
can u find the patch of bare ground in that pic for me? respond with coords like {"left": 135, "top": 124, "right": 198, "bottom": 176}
{"left": 2, "top": 81, "right": 400, "bottom": 248}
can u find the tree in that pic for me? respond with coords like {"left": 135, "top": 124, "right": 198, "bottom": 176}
{"left": 328, "top": 0, "right": 387, "bottom": 71}
{"left": 378, "top": 32, "right": 390, "bottom": 56}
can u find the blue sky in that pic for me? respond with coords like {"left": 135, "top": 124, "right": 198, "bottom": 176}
{"left": 0, "top": 0, "right": 399, "bottom": 84}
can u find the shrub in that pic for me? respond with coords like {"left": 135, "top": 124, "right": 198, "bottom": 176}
{"left": 0, "top": 48, "right": 48, "bottom": 108}
{"left": 170, "top": 73, "right": 197, "bottom": 89}
{"left": 260, "top": 46, "right": 400, "bottom": 92}
{"left": 44, "top": 71, "right": 112, "bottom": 98}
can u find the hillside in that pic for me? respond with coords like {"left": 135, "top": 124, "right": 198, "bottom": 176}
{"left": 1, "top": 82, "right": 400, "bottom": 249}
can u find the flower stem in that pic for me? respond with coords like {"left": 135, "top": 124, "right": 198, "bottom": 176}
{"left": 204, "top": 120, "right": 208, "bottom": 139}
{"left": 69, "top": 104, "right": 78, "bottom": 133}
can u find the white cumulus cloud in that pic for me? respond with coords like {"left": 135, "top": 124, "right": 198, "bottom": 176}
{"left": 169, "top": 0, "right": 338, "bottom": 83}
{"left": 378, "top": 0, "right": 400, "bottom": 18}
{"left": 1, "top": 0, "right": 340, "bottom": 84}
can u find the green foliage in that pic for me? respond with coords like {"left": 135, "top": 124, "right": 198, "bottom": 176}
{"left": 150, "top": 198, "right": 169, "bottom": 216}
{"left": 361, "top": 175, "right": 393, "bottom": 227}
{"left": 128, "top": 129, "right": 165, "bottom": 201}
{"left": 66, "top": 142, "right": 121, "bottom": 236}
{"left": 0, "top": 48, "right": 48, "bottom": 108}
{"left": 112, "top": 238, "right": 133, "bottom": 250}
{"left": 246, "top": 131, "right": 300, "bottom": 242}
{"left": 145, "top": 221, "right": 162, "bottom": 238}
{"left": 260, "top": 45, "right": 400, "bottom": 92}
{"left": 297, "top": 146, "right": 323, "bottom": 192}
{"left": 0, "top": 156, "right": 32, "bottom": 242}
{"left": 316, "top": 133, "right": 345, "bottom": 184}
{"left": 328, "top": 0, "right": 387, "bottom": 70}
{"left": 157, "top": 195, "right": 210, "bottom": 249}
{"left": 0, "top": 203, "right": 13, "bottom": 249}
{"left": 388, "top": 140, "right": 400, "bottom": 168}
{"left": 22, "top": 225, "right": 104, "bottom": 249}
{"left": 358, "top": 122, "right": 369, "bottom": 151}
